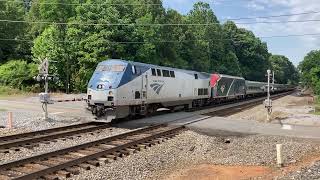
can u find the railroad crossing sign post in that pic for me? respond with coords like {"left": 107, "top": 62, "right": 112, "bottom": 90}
{"left": 35, "top": 58, "right": 53, "bottom": 120}
{"left": 264, "top": 69, "right": 273, "bottom": 122}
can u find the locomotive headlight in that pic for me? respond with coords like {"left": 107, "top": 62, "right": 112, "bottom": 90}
{"left": 97, "top": 84, "right": 105, "bottom": 89}
{"left": 109, "top": 91, "right": 113, "bottom": 95}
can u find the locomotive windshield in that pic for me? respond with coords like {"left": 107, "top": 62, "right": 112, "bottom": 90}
{"left": 96, "top": 64, "right": 126, "bottom": 72}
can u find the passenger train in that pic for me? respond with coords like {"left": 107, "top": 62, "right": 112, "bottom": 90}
{"left": 86, "top": 59, "right": 294, "bottom": 122}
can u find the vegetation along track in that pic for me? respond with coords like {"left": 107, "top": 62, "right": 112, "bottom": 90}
{"left": 0, "top": 124, "right": 185, "bottom": 180}
{"left": 0, "top": 122, "right": 112, "bottom": 153}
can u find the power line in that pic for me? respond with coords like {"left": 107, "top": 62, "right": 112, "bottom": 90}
{"left": 2, "top": 0, "right": 320, "bottom": 21}
{"left": 224, "top": 11, "right": 320, "bottom": 21}
{"left": 1, "top": 0, "right": 163, "bottom": 6}
{"left": 2, "top": 33, "right": 320, "bottom": 44}
{"left": 1, "top": 18, "right": 320, "bottom": 26}
{"left": 259, "top": 33, "right": 320, "bottom": 38}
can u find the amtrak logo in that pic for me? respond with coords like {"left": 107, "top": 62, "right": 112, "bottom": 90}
{"left": 150, "top": 83, "right": 164, "bottom": 94}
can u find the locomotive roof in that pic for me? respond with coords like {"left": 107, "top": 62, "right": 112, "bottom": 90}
{"left": 101, "top": 59, "right": 211, "bottom": 78}
{"left": 100, "top": 59, "right": 244, "bottom": 80}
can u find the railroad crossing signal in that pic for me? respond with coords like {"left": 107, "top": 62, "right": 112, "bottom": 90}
{"left": 35, "top": 58, "right": 54, "bottom": 121}
{"left": 38, "top": 58, "right": 49, "bottom": 75}
{"left": 265, "top": 69, "right": 273, "bottom": 122}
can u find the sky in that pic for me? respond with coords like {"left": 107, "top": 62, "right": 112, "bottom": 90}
{"left": 162, "top": 0, "right": 320, "bottom": 66}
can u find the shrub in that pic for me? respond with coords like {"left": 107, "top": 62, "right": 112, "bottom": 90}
{"left": 0, "top": 60, "right": 38, "bottom": 89}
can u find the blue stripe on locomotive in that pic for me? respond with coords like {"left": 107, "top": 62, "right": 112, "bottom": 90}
{"left": 88, "top": 59, "right": 150, "bottom": 90}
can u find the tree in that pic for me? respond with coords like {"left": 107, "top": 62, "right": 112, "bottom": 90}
{"left": 29, "top": 0, "right": 77, "bottom": 92}
{"left": 0, "top": 60, "right": 37, "bottom": 89}
{"left": 299, "top": 50, "right": 320, "bottom": 94}
{"left": 269, "top": 55, "right": 299, "bottom": 84}
{"left": 223, "top": 21, "right": 269, "bottom": 81}
{"left": 0, "top": 0, "right": 26, "bottom": 63}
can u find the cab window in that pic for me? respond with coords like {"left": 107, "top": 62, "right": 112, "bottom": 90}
{"left": 170, "top": 71, "right": 175, "bottom": 78}
{"left": 162, "top": 70, "right": 170, "bottom": 77}
{"left": 157, "top": 69, "right": 162, "bottom": 76}
{"left": 151, "top": 68, "right": 156, "bottom": 76}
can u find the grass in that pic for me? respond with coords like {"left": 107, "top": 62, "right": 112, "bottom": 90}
{"left": 0, "top": 108, "right": 6, "bottom": 112}
{"left": 0, "top": 86, "right": 28, "bottom": 99}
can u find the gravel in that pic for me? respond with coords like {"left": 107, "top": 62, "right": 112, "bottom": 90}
{"left": 0, "top": 110, "right": 93, "bottom": 132}
{"left": 71, "top": 130, "right": 320, "bottom": 180}
{"left": 281, "top": 161, "right": 320, "bottom": 180}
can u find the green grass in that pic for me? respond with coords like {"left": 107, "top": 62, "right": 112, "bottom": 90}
{"left": 0, "top": 108, "right": 6, "bottom": 112}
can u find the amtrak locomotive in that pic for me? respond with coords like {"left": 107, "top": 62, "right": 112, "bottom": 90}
{"left": 86, "top": 59, "right": 293, "bottom": 122}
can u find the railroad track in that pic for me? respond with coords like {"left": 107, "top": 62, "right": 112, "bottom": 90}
{"left": 0, "top": 124, "right": 184, "bottom": 180}
{"left": 0, "top": 91, "right": 295, "bottom": 179}
{"left": 208, "top": 91, "right": 293, "bottom": 117}
{"left": 0, "top": 91, "right": 293, "bottom": 154}
{"left": 0, "top": 122, "right": 111, "bottom": 153}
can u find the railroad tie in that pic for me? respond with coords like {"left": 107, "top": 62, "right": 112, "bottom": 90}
{"left": 42, "top": 173, "right": 59, "bottom": 180}
{"left": 86, "top": 160, "right": 100, "bottom": 167}
{"left": 86, "top": 147, "right": 104, "bottom": 152}
{"left": 55, "top": 170, "right": 71, "bottom": 178}
{"left": 69, "top": 152, "right": 87, "bottom": 157}
{"left": 98, "top": 144, "right": 116, "bottom": 149}
{"left": 24, "top": 163, "right": 48, "bottom": 171}
{"left": 76, "top": 149, "right": 95, "bottom": 155}
{"left": 97, "top": 157, "right": 112, "bottom": 164}
{"left": 65, "top": 166, "right": 80, "bottom": 175}
{"left": 137, "top": 144, "right": 147, "bottom": 149}
{"left": 105, "top": 154, "right": 118, "bottom": 160}
{"left": 77, "top": 164, "right": 91, "bottom": 170}
{"left": 0, "top": 169, "right": 25, "bottom": 178}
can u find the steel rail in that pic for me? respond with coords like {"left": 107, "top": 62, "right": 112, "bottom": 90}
{"left": 0, "top": 124, "right": 110, "bottom": 150}
{"left": 0, "top": 124, "right": 183, "bottom": 179}
{"left": 0, "top": 122, "right": 100, "bottom": 142}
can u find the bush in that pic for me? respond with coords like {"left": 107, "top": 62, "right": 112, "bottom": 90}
{"left": 0, "top": 60, "right": 38, "bottom": 89}
{"left": 0, "top": 86, "right": 23, "bottom": 96}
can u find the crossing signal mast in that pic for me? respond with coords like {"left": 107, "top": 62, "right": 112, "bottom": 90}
{"left": 264, "top": 69, "right": 273, "bottom": 122}
{"left": 34, "top": 58, "right": 57, "bottom": 120}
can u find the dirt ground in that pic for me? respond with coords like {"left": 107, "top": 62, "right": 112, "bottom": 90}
{"left": 166, "top": 149, "right": 320, "bottom": 180}
{"left": 229, "top": 93, "right": 320, "bottom": 126}
{"left": 166, "top": 165, "right": 273, "bottom": 180}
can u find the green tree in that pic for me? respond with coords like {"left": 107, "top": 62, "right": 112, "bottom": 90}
{"left": 0, "top": 0, "right": 26, "bottom": 63}
{"left": 269, "top": 55, "right": 299, "bottom": 84}
{"left": 0, "top": 60, "right": 37, "bottom": 89}
{"left": 299, "top": 50, "right": 320, "bottom": 94}
{"left": 223, "top": 21, "right": 269, "bottom": 81}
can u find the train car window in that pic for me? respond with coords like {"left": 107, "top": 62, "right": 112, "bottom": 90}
{"left": 135, "top": 91, "right": 140, "bottom": 99}
{"left": 204, "top": 88, "right": 208, "bottom": 95}
{"left": 151, "top": 68, "right": 156, "bottom": 76}
{"left": 157, "top": 69, "right": 162, "bottom": 76}
{"left": 135, "top": 66, "right": 142, "bottom": 75}
{"left": 132, "top": 65, "right": 136, "bottom": 74}
{"left": 170, "top": 71, "right": 175, "bottom": 78}
{"left": 162, "top": 70, "right": 170, "bottom": 77}
{"left": 194, "top": 74, "right": 198, "bottom": 79}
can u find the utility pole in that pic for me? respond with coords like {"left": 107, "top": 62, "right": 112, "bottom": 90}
{"left": 264, "top": 69, "right": 273, "bottom": 122}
